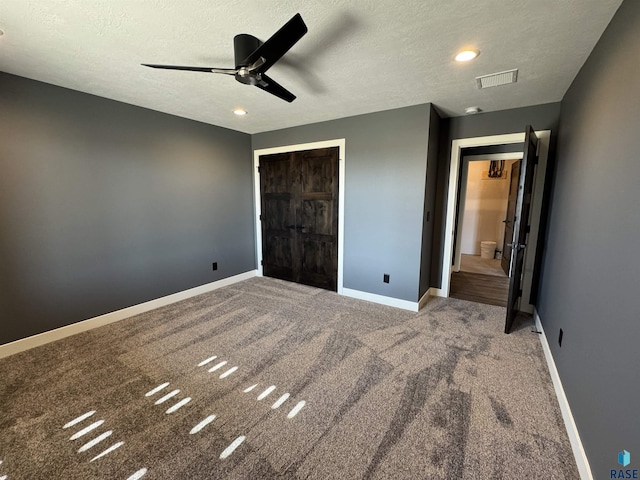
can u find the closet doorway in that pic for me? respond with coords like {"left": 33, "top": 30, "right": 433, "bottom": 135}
{"left": 253, "top": 139, "right": 346, "bottom": 293}
{"left": 259, "top": 147, "right": 339, "bottom": 291}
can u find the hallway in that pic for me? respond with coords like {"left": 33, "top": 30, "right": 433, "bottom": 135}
{"left": 450, "top": 255, "right": 509, "bottom": 307}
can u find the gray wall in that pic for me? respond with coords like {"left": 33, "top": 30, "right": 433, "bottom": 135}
{"left": 419, "top": 106, "right": 441, "bottom": 298}
{"left": 0, "top": 73, "right": 254, "bottom": 344}
{"left": 252, "top": 105, "right": 431, "bottom": 302}
{"left": 431, "top": 103, "right": 562, "bottom": 288}
{"left": 538, "top": 0, "right": 639, "bottom": 475}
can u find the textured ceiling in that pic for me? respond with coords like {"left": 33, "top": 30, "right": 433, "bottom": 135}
{"left": 0, "top": 0, "right": 624, "bottom": 134}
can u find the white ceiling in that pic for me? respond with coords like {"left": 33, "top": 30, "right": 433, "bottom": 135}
{"left": 0, "top": 0, "right": 624, "bottom": 134}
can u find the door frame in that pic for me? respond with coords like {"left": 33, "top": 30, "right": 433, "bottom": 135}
{"left": 453, "top": 152, "right": 523, "bottom": 273}
{"left": 253, "top": 139, "right": 346, "bottom": 294}
{"left": 439, "top": 131, "right": 550, "bottom": 311}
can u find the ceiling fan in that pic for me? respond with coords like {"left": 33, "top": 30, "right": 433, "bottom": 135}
{"left": 142, "top": 13, "right": 307, "bottom": 103}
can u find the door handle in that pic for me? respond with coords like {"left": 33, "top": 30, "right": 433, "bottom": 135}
{"left": 286, "top": 225, "right": 307, "bottom": 231}
{"left": 503, "top": 219, "right": 511, "bottom": 224}
{"left": 507, "top": 242, "right": 526, "bottom": 250}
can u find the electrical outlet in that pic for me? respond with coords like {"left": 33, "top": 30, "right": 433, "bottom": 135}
{"left": 212, "top": 262, "right": 218, "bottom": 271}
{"left": 558, "top": 328, "right": 563, "bottom": 347}
{"left": 383, "top": 274, "right": 390, "bottom": 283}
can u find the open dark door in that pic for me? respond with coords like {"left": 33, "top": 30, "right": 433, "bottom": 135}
{"left": 505, "top": 126, "right": 538, "bottom": 333}
{"left": 260, "top": 147, "right": 339, "bottom": 291}
{"left": 501, "top": 160, "right": 521, "bottom": 276}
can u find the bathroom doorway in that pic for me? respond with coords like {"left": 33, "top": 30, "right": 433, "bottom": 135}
{"left": 440, "top": 130, "right": 551, "bottom": 316}
{"left": 450, "top": 154, "right": 520, "bottom": 307}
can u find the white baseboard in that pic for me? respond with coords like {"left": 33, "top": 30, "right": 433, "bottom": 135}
{"left": 418, "top": 289, "right": 431, "bottom": 310}
{"left": 534, "top": 310, "right": 593, "bottom": 480}
{"left": 342, "top": 288, "right": 419, "bottom": 312}
{"left": 429, "top": 287, "right": 446, "bottom": 298}
{"left": 0, "top": 270, "right": 258, "bottom": 359}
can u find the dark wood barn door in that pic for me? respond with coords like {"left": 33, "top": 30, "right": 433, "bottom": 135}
{"left": 259, "top": 147, "right": 339, "bottom": 291}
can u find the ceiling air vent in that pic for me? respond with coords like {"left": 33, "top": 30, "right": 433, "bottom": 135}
{"left": 476, "top": 69, "right": 518, "bottom": 89}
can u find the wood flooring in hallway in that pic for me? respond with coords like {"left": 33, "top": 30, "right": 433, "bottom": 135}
{"left": 450, "top": 271, "right": 509, "bottom": 307}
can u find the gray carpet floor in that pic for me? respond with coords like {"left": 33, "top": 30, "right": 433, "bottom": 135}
{"left": 0, "top": 277, "right": 579, "bottom": 479}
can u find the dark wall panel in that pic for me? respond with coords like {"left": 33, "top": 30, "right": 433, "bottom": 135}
{"left": 538, "top": 0, "right": 639, "bottom": 475}
{"left": 419, "top": 106, "right": 441, "bottom": 298}
{"left": 0, "top": 73, "right": 254, "bottom": 344}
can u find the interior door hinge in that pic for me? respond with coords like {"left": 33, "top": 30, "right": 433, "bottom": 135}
{"left": 257, "top": 166, "right": 261, "bottom": 173}
{"left": 259, "top": 214, "right": 263, "bottom": 221}
{"left": 525, "top": 225, "right": 531, "bottom": 234}
{"left": 518, "top": 289, "right": 523, "bottom": 297}
{"left": 260, "top": 260, "right": 263, "bottom": 266}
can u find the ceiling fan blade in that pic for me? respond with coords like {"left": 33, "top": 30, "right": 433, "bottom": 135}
{"left": 141, "top": 64, "right": 232, "bottom": 73}
{"left": 256, "top": 74, "right": 296, "bottom": 102}
{"left": 244, "top": 13, "right": 308, "bottom": 73}
{"left": 211, "top": 68, "right": 239, "bottom": 75}
{"left": 247, "top": 57, "right": 265, "bottom": 72}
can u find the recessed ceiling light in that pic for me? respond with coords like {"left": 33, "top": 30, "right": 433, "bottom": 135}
{"left": 233, "top": 108, "right": 247, "bottom": 116}
{"left": 454, "top": 49, "right": 479, "bottom": 62}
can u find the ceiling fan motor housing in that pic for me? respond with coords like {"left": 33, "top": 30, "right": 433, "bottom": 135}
{"left": 234, "top": 34, "right": 261, "bottom": 68}
{"left": 234, "top": 34, "right": 262, "bottom": 85}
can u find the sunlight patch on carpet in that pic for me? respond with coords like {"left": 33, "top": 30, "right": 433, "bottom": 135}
{"left": 154, "top": 390, "right": 179, "bottom": 405}
{"left": 190, "top": 415, "right": 216, "bottom": 434}
{"left": 197, "top": 355, "right": 217, "bottom": 367}
{"left": 219, "top": 366, "right": 238, "bottom": 379}
{"left": 271, "top": 393, "right": 290, "bottom": 409}
{"left": 70, "top": 420, "right": 104, "bottom": 440}
{"left": 165, "top": 397, "right": 191, "bottom": 414}
{"left": 78, "top": 431, "right": 112, "bottom": 452}
{"left": 145, "top": 383, "right": 169, "bottom": 397}
{"left": 208, "top": 361, "right": 227, "bottom": 372}
{"left": 220, "top": 436, "right": 246, "bottom": 459}
{"left": 90, "top": 442, "right": 124, "bottom": 462}
{"left": 126, "top": 467, "right": 147, "bottom": 479}
{"left": 257, "top": 385, "right": 276, "bottom": 400}
{"left": 63, "top": 411, "right": 96, "bottom": 429}
{"left": 287, "top": 400, "right": 306, "bottom": 419}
